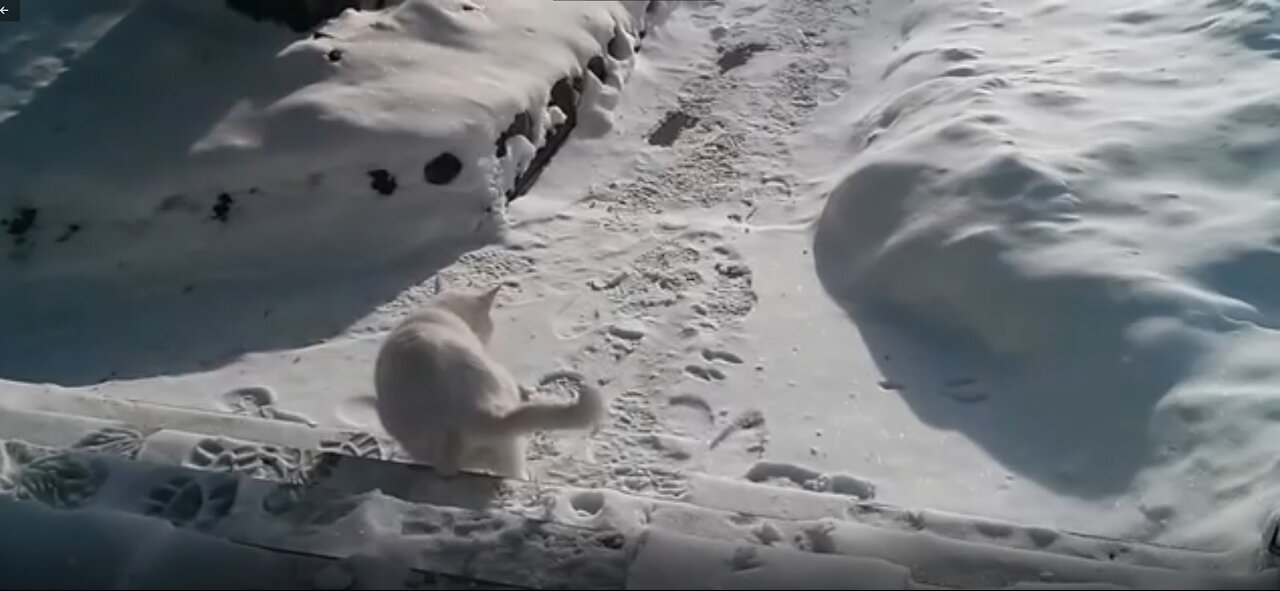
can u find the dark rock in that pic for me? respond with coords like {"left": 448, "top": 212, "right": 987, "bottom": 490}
{"left": 211, "top": 194, "right": 234, "bottom": 223}
{"left": 424, "top": 153, "right": 463, "bottom": 185}
{"left": 367, "top": 169, "right": 398, "bottom": 196}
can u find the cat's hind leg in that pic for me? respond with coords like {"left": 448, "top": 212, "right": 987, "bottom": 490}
{"left": 432, "top": 430, "right": 463, "bottom": 478}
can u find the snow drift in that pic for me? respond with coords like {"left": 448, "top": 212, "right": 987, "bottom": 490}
{"left": 0, "top": 0, "right": 671, "bottom": 385}
{"left": 814, "top": 0, "right": 1280, "bottom": 551}
{"left": 0, "top": 0, "right": 667, "bottom": 282}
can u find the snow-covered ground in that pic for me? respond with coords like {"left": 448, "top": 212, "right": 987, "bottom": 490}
{"left": 3, "top": 0, "right": 1280, "bottom": 575}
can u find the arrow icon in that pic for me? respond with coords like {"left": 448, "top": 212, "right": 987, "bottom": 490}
{"left": 0, "top": 7, "right": 8, "bottom": 15}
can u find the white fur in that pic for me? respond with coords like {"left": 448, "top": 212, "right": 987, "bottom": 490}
{"left": 373, "top": 284, "right": 605, "bottom": 480}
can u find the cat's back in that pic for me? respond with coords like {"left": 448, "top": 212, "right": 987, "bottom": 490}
{"left": 377, "top": 305, "right": 486, "bottom": 376}
{"left": 374, "top": 305, "right": 499, "bottom": 419}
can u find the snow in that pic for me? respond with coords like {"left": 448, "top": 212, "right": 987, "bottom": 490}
{"left": 0, "top": 0, "right": 653, "bottom": 282}
{"left": 0, "top": 427, "right": 1272, "bottom": 588}
{"left": 806, "top": 0, "right": 1280, "bottom": 553}
{"left": 627, "top": 528, "right": 910, "bottom": 589}
{"left": 3, "top": 0, "right": 1280, "bottom": 585}
{"left": 0, "top": 496, "right": 327, "bottom": 589}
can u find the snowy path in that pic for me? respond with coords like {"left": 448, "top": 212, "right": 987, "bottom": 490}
{"left": 0, "top": 0, "right": 1180, "bottom": 544}
{"left": 6, "top": 0, "right": 1280, "bottom": 563}
{"left": 58, "top": 0, "right": 1125, "bottom": 539}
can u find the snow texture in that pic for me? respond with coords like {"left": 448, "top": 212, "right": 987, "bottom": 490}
{"left": 0, "top": 419, "right": 1274, "bottom": 589}
{"left": 0, "top": 0, "right": 658, "bottom": 281}
{"left": 3, "top": 0, "right": 1280, "bottom": 585}
{"left": 810, "top": 0, "right": 1280, "bottom": 554}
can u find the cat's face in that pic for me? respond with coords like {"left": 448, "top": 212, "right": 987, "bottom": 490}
{"left": 436, "top": 285, "right": 500, "bottom": 343}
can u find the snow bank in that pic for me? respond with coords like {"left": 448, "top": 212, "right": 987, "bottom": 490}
{"left": 627, "top": 528, "right": 910, "bottom": 589}
{"left": 0, "top": 0, "right": 665, "bottom": 282}
{"left": 0, "top": 389, "right": 1273, "bottom": 589}
{"left": 813, "top": 0, "right": 1280, "bottom": 551}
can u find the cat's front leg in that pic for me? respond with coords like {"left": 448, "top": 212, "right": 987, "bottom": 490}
{"left": 433, "top": 430, "right": 463, "bottom": 478}
{"left": 493, "top": 437, "right": 531, "bottom": 481}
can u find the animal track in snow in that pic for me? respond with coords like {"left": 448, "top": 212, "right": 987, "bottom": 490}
{"left": 717, "top": 41, "right": 772, "bottom": 74}
{"left": 702, "top": 348, "right": 744, "bottom": 364}
{"left": 532, "top": 370, "right": 597, "bottom": 408}
{"left": 700, "top": 236, "right": 757, "bottom": 323}
{"left": 143, "top": 474, "right": 239, "bottom": 530}
{"left": 607, "top": 319, "right": 647, "bottom": 341}
{"left": 745, "top": 460, "right": 877, "bottom": 500}
{"left": 941, "top": 376, "right": 989, "bottom": 403}
{"left": 569, "top": 490, "right": 606, "bottom": 516}
{"left": 186, "top": 436, "right": 315, "bottom": 485}
{"left": 1, "top": 444, "right": 107, "bottom": 510}
{"left": 71, "top": 425, "right": 149, "bottom": 459}
{"left": 684, "top": 364, "right": 727, "bottom": 382}
{"left": 664, "top": 392, "right": 719, "bottom": 441}
{"left": 267, "top": 487, "right": 362, "bottom": 529}
{"left": 647, "top": 109, "right": 701, "bottom": 147}
{"left": 336, "top": 395, "right": 380, "bottom": 430}
{"left": 435, "top": 248, "right": 536, "bottom": 293}
{"left": 351, "top": 247, "right": 533, "bottom": 335}
{"left": 319, "top": 431, "right": 387, "bottom": 460}
{"left": 588, "top": 270, "right": 629, "bottom": 291}
{"left": 596, "top": 231, "right": 756, "bottom": 324}
{"left": 220, "top": 385, "right": 275, "bottom": 411}
{"left": 641, "top": 433, "right": 699, "bottom": 461}
{"left": 601, "top": 319, "right": 647, "bottom": 358}
{"left": 709, "top": 408, "right": 767, "bottom": 453}
{"left": 218, "top": 385, "right": 317, "bottom": 426}
{"left": 668, "top": 393, "right": 715, "bottom": 422}
{"left": 529, "top": 390, "right": 688, "bottom": 499}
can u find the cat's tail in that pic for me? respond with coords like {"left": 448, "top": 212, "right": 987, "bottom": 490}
{"left": 485, "top": 370, "right": 606, "bottom": 435}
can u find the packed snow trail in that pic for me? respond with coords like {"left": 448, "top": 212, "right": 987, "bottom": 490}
{"left": 3, "top": 0, "right": 1280, "bottom": 561}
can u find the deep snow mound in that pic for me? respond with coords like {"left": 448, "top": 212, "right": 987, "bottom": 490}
{"left": 0, "top": 0, "right": 675, "bottom": 385}
{"left": 814, "top": 0, "right": 1280, "bottom": 551}
{"left": 0, "top": 0, "right": 670, "bottom": 282}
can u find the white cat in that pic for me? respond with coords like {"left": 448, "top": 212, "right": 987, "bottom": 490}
{"left": 373, "top": 283, "right": 605, "bottom": 480}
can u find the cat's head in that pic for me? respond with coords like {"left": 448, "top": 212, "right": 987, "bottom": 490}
{"left": 434, "top": 283, "right": 502, "bottom": 343}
